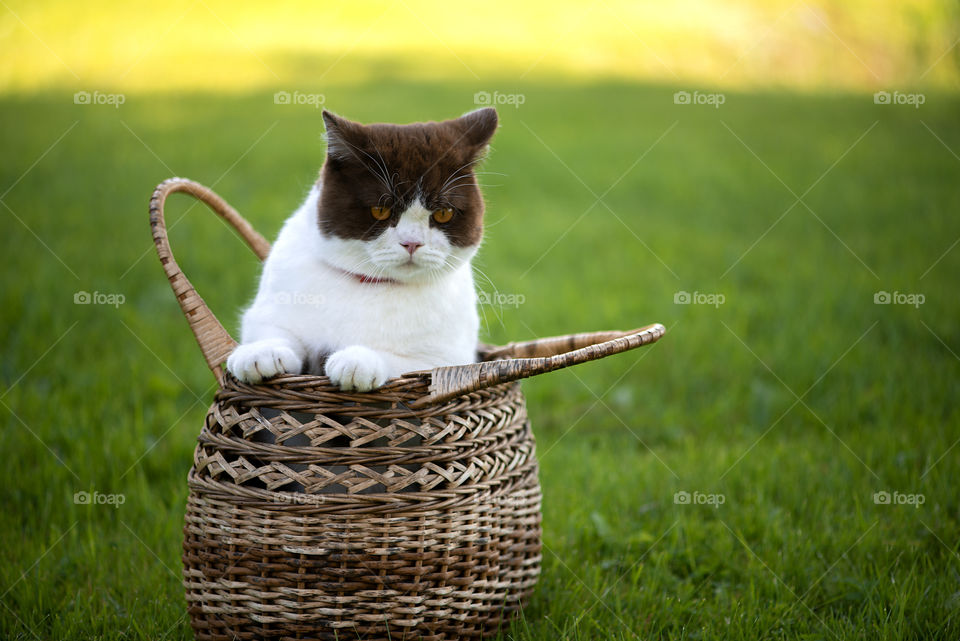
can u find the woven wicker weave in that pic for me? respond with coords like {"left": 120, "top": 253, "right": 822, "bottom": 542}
{"left": 150, "top": 178, "right": 665, "bottom": 640}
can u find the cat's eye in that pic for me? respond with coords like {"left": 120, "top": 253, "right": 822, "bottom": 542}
{"left": 371, "top": 206, "right": 391, "bottom": 220}
{"left": 433, "top": 207, "right": 454, "bottom": 223}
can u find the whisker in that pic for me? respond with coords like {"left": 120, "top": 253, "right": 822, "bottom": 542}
{"left": 438, "top": 158, "right": 482, "bottom": 192}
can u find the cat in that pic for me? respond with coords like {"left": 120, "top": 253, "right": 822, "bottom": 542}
{"left": 226, "top": 107, "right": 498, "bottom": 391}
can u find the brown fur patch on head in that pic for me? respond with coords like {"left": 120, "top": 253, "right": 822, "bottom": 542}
{"left": 317, "top": 108, "right": 497, "bottom": 247}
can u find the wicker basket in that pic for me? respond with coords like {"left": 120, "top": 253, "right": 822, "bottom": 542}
{"left": 150, "top": 178, "right": 665, "bottom": 640}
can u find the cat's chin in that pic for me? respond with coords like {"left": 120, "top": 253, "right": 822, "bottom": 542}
{"left": 374, "top": 261, "right": 454, "bottom": 284}
{"left": 319, "top": 256, "right": 453, "bottom": 285}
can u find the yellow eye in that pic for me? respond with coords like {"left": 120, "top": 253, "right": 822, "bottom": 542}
{"left": 433, "top": 207, "right": 454, "bottom": 223}
{"left": 371, "top": 206, "right": 391, "bottom": 220}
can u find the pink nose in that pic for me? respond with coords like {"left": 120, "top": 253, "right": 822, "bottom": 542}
{"left": 400, "top": 241, "right": 422, "bottom": 256}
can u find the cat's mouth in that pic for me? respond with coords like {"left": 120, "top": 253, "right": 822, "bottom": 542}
{"left": 377, "top": 254, "right": 444, "bottom": 273}
{"left": 324, "top": 261, "right": 402, "bottom": 285}
{"left": 350, "top": 250, "right": 452, "bottom": 282}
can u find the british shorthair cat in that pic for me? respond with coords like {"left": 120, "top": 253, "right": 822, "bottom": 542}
{"left": 226, "top": 107, "right": 498, "bottom": 391}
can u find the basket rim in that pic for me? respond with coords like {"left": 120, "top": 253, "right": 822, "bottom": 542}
{"left": 214, "top": 369, "right": 518, "bottom": 418}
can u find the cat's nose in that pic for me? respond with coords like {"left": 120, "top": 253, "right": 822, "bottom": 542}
{"left": 400, "top": 241, "right": 422, "bottom": 256}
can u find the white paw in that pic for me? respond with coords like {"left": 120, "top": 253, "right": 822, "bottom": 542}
{"left": 325, "top": 346, "right": 389, "bottom": 392}
{"left": 226, "top": 340, "right": 303, "bottom": 383}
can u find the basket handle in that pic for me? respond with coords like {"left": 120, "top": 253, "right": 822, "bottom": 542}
{"left": 409, "top": 323, "right": 666, "bottom": 408}
{"left": 149, "top": 178, "right": 270, "bottom": 385}
{"left": 150, "top": 178, "right": 665, "bottom": 397}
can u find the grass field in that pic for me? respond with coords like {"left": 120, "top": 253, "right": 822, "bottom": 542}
{"left": 2, "top": 73, "right": 960, "bottom": 639}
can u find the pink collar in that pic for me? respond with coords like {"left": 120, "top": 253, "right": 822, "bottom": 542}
{"left": 352, "top": 272, "right": 397, "bottom": 285}
{"left": 327, "top": 263, "right": 400, "bottom": 285}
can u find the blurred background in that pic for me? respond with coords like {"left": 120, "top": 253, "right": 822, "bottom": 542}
{"left": 2, "top": 1, "right": 959, "bottom": 639}
{"left": 3, "top": 0, "right": 959, "bottom": 90}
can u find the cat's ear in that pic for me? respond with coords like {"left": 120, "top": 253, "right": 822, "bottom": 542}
{"left": 452, "top": 107, "right": 498, "bottom": 151}
{"left": 322, "top": 109, "right": 362, "bottom": 161}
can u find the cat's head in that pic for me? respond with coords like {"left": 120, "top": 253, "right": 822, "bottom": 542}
{"left": 316, "top": 108, "right": 498, "bottom": 284}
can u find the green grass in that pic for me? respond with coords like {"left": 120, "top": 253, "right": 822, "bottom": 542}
{"left": 1, "top": 79, "right": 959, "bottom": 640}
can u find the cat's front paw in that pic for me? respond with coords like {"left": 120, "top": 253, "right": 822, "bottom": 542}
{"left": 325, "top": 345, "right": 389, "bottom": 392}
{"left": 226, "top": 340, "right": 303, "bottom": 383}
